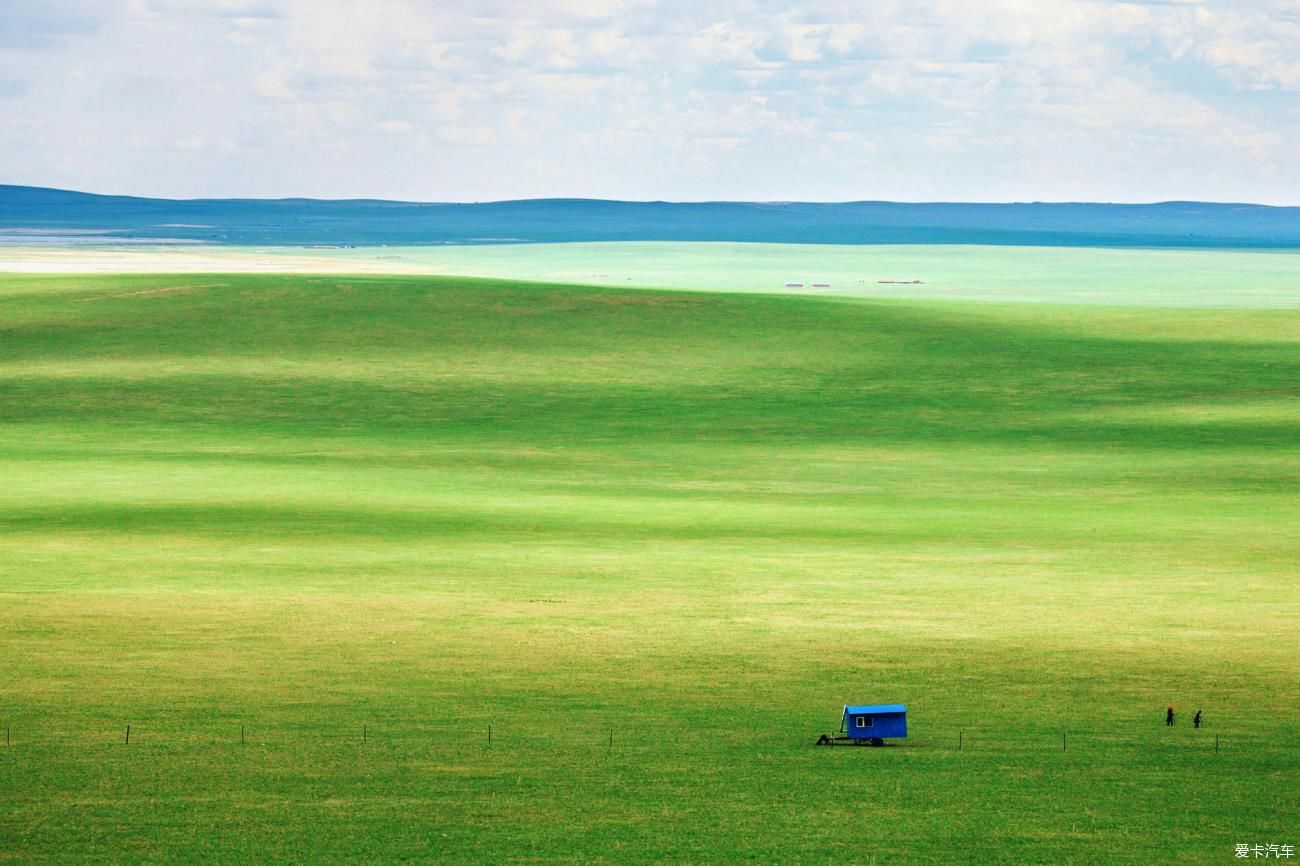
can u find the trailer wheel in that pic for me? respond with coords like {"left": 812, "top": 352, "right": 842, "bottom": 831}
{"left": 870, "top": 738, "right": 884, "bottom": 747}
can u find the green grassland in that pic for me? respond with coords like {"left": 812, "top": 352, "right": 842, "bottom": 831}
{"left": 284, "top": 241, "right": 1300, "bottom": 307}
{"left": 0, "top": 271, "right": 1296, "bottom": 864}
{"left": 6, "top": 241, "right": 1297, "bottom": 308}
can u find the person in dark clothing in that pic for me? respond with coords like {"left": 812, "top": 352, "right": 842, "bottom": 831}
{"left": 1194, "top": 710, "right": 1202, "bottom": 729}
{"left": 1166, "top": 707, "right": 1175, "bottom": 726}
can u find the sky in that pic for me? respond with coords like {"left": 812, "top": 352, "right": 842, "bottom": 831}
{"left": 0, "top": 0, "right": 1297, "bottom": 203}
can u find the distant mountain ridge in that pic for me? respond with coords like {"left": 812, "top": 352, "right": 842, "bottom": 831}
{"left": 2, "top": 184, "right": 1298, "bottom": 248}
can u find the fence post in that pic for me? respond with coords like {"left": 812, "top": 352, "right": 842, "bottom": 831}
{"left": 241, "top": 724, "right": 245, "bottom": 746}
{"left": 125, "top": 725, "right": 131, "bottom": 746}
{"left": 958, "top": 730, "right": 963, "bottom": 751}
{"left": 363, "top": 725, "right": 367, "bottom": 744}
{"left": 488, "top": 724, "right": 492, "bottom": 746}
{"left": 1062, "top": 732, "right": 1066, "bottom": 752}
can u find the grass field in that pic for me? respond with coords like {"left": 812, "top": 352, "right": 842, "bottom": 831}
{"left": 0, "top": 271, "right": 1296, "bottom": 864}
{"left": 3, "top": 242, "right": 1298, "bottom": 308}
{"left": 287, "top": 242, "right": 1299, "bottom": 307}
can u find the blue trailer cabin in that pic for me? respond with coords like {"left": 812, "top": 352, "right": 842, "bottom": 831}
{"left": 841, "top": 704, "right": 907, "bottom": 741}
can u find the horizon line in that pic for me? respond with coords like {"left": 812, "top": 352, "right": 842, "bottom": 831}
{"left": 3, "top": 183, "right": 1296, "bottom": 210}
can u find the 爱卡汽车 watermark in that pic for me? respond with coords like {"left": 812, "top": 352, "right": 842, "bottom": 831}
{"left": 1236, "top": 844, "right": 1295, "bottom": 859}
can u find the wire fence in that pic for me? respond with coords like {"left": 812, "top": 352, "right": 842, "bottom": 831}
{"left": 0, "top": 720, "right": 1288, "bottom": 758}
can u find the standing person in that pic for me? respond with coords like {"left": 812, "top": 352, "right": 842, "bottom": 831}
{"left": 1194, "top": 710, "right": 1202, "bottom": 729}
{"left": 1166, "top": 706, "right": 1175, "bottom": 726}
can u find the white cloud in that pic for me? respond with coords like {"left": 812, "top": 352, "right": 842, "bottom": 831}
{"left": 0, "top": 0, "right": 1296, "bottom": 202}
{"left": 440, "top": 126, "right": 496, "bottom": 145}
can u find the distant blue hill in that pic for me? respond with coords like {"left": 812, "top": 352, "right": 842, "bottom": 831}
{"left": 1, "top": 185, "right": 1298, "bottom": 248}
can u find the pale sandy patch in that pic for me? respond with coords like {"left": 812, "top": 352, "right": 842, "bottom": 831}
{"left": 0, "top": 246, "right": 433, "bottom": 275}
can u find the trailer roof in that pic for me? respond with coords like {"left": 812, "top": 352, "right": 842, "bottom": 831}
{"left": 844, "top": 704, "right": 906, "bottom": 715}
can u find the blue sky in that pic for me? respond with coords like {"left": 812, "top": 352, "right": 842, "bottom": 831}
{"left": 1, "top": 0, "right": 1297, "bottom": 203}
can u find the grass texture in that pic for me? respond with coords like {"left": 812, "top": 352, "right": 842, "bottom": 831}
{"left": 4, "top": 242, "right": 1297, "bottom": 308}
{"left": 275, "top": 241, "right": 1300, "bottom": 307}
{"left": 0, "top": 271, "right": 1296, "bottom": 864}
